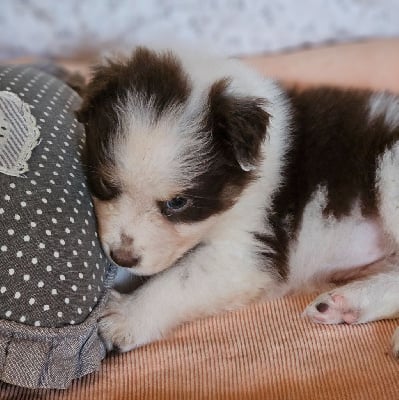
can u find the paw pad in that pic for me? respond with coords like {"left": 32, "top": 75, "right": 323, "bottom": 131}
{"left": 305, "top": 292, "right": 360, "bottom": 325}
{"left": 315, "top": 302, "right": 329, "bottom": 313}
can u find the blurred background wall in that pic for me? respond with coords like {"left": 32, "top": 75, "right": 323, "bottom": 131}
{"left": 1, "top": 0, "right": 399, "bottom": 60}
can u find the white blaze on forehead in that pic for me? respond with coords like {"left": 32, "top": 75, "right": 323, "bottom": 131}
{"left": 368, "top": 92, "right": 399, "bottom": 129}
{"left": 114, "top": 97, "right": 211, "bottom": 198}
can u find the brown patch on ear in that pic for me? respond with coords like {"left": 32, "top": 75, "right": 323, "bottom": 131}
{"left": 207, "top": 79, "right": 270, "bottom": 171}
{"left": 163, "top": 80, "right": 270, "bottom": 224}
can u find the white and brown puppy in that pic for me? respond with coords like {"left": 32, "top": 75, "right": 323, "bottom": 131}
{"left": 77, "top": 47, "right": 399, "bottom": 355}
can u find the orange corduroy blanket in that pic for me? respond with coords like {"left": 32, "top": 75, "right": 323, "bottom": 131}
{"left": 1, "top": 294, "right": 398, "bottom": 400}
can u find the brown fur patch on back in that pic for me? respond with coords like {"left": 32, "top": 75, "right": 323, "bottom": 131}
{"left": 258, "top": 87, "right": 399, "bottom": 280}
{"left": 276, "top": 87, "right": 399, "bottom": 225}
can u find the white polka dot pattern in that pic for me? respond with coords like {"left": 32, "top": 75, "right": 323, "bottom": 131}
{"left": 0, "top": 65, "right": 114, "bottom": 327}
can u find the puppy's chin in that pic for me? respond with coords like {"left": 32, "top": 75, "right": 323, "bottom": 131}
{"left": 119, "top": 262, "right": 171, "bottom": 277}
{"left": 104, "top": 244, "right": 192, "bottom": 277}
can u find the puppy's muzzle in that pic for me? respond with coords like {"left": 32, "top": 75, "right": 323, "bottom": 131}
{"left": 110, "top": 248, "right": 141, "bottom": 268}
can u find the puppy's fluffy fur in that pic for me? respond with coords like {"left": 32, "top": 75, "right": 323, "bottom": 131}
{"left": 77, "top": 47, "right": 399, "bottom": 355}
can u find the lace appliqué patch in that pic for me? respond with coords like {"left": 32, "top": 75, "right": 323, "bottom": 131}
{"left": 0, "top": 91, "right": 40, "bottom": 176}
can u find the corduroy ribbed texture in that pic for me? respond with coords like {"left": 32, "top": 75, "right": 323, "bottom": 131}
{"left": 1, "top": 294, "right": 398, "bottom": 399}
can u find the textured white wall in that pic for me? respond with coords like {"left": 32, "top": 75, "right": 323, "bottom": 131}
{"left": 1, "top": 0, "right": 399, "bottom": 59}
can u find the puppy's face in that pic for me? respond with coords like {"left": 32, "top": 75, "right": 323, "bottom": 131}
{"left": 77, "top": 47, "right": 269, "bottom": 275}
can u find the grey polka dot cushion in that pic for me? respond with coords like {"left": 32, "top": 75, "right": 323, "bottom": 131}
{"left": 0, "top": 65, "right": 116, "bottom": 389}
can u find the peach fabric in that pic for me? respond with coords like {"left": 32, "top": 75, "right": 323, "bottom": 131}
{"left": 0, "top": 294, "right": 398, "bottom": 399}
{"left": 245, "top": 39, "right": 399, "bottom": 92}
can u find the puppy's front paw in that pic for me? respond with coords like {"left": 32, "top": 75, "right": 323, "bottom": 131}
{"left": 100, "top": 290, "right": 160, "bottom": 352}
{"left": 391, "top": 327, "right": 399, "bottom": 359}
{"left": 304, "top": 292, "right": 360, "bottom": 325}
{"left": 98, "top": 290, "right": 137, "bottom": 352}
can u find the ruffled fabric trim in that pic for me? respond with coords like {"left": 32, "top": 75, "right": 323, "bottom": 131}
{"left": 0, "top": 296, "right": 105, "bottom": 389}
{"left": 0, "top": 265, "right": 117, "bottom": 389}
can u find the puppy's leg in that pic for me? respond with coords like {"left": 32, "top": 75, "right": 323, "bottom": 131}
{"left": 99, "top": 242, "right": 275, "bottom": 352}
{"left": 304, "top": 268, "right": 399, "bottom": 325}
{"left": 378, "top": 140, "right": 399, "bottom": 358}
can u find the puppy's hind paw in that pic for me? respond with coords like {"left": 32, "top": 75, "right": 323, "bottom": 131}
{"left": 304, "top": 292, "right": 360, "bottom": 325}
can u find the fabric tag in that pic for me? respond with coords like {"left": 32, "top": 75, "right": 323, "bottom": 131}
{"left": 0, "top": 91, "right": 40, "bottom": 176}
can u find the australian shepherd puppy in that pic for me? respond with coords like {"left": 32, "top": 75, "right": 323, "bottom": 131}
{"left": 76, "top": 46, "right": 399, "bottom": 356}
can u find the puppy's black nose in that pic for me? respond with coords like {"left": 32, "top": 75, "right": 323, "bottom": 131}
{"left": 110, "top": 249, "right": 141, "bottom": 268}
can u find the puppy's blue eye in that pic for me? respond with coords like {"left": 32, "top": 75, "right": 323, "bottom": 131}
{"left": 165, "top": 197, "right": 188, "bottom": 211}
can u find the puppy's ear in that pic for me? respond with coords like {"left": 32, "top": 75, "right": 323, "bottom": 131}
{"left": 207, "top": 79, "right": 269, "bottom": 171}
{"left": 75, "top": 61, "right": 120, "bottom": 125}
{"left": 75, "top": 78, "right": 100, "bottom": 125}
